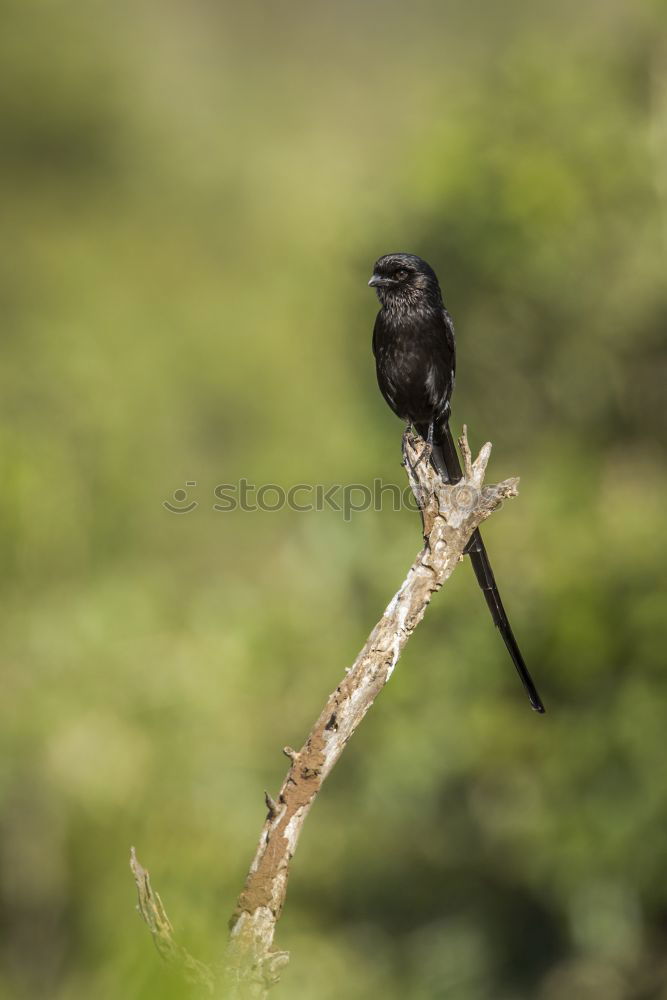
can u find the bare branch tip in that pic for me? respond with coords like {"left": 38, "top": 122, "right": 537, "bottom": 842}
{"left": 458, "top": 425, "right": 474, "bottom": 479}
{"left": 472, "top": 441, "right": 492, "bottom": 479}
{"left": 264, "top": 790, "right": 279, "bottom": 817}
{"left": 503, "top": 476, "right": 520, "bottom": 497}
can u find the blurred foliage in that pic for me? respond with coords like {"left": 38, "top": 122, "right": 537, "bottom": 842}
{"left": 1, "top": 1, "right": 666, "bottom": 998}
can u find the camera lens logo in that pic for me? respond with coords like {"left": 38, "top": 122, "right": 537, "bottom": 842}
{"left": 163, "top": 482, "right": 198, "bottom": 513}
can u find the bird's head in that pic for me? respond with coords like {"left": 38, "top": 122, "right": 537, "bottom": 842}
{"left": 368, "top": 253, "right": 442, "bottom": 310}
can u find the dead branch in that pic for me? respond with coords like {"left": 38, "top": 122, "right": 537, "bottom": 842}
{"left": 131, "top": 426, "right": 519, "bottom": 998}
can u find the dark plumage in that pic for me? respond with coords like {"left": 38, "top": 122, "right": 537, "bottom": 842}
{"left": 370, "top": 252, "right": 545, "bottom": 713}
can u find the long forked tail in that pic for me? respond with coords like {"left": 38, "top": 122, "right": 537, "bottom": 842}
{"left": 418, "top": 419, "right": 545, "bottom": 714}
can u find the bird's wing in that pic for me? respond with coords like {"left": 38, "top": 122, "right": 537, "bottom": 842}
{"left": 442, "top": 307, "right": 456, "bottom": 383}
{"left": 422, "top": 308, "right": 456, "bottom": 417}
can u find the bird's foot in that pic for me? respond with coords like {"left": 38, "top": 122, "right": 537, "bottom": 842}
{"left": 413, "top": 441, "right": 432, "bottom": 472}
{"left": 402, "top": 422, "right": 432, "bottom": 477}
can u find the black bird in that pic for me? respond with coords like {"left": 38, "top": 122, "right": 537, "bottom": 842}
{"left": 369, "top": 252, "right": 545, "bottom": 713}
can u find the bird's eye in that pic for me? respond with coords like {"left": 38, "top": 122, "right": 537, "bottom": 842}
{"left": 395, "top": 269, "right": 408, "bottom": 280}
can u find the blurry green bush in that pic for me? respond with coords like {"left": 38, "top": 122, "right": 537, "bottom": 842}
{"left": 1, "top": 2, "right": 665, "bottom": 997}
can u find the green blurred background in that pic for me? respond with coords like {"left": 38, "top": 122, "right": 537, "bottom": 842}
{"left": 2, "top": 1, "right": 666, "bottom": 997}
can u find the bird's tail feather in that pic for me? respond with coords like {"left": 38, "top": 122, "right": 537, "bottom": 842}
{"left": 418, "top": 419, "right": 545, "bottom": 714}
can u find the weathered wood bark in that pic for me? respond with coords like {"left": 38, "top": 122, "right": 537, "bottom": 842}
{"left": 130, "top": 427, "right": 520, "bottom": 998}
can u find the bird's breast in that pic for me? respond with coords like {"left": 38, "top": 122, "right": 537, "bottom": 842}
{"left": 375, "top": 317, "right": 453, "bottom": 424}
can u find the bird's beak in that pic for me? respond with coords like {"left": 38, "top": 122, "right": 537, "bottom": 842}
{"left": 368, "top": 274, "right": 384, "bottom": 287}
